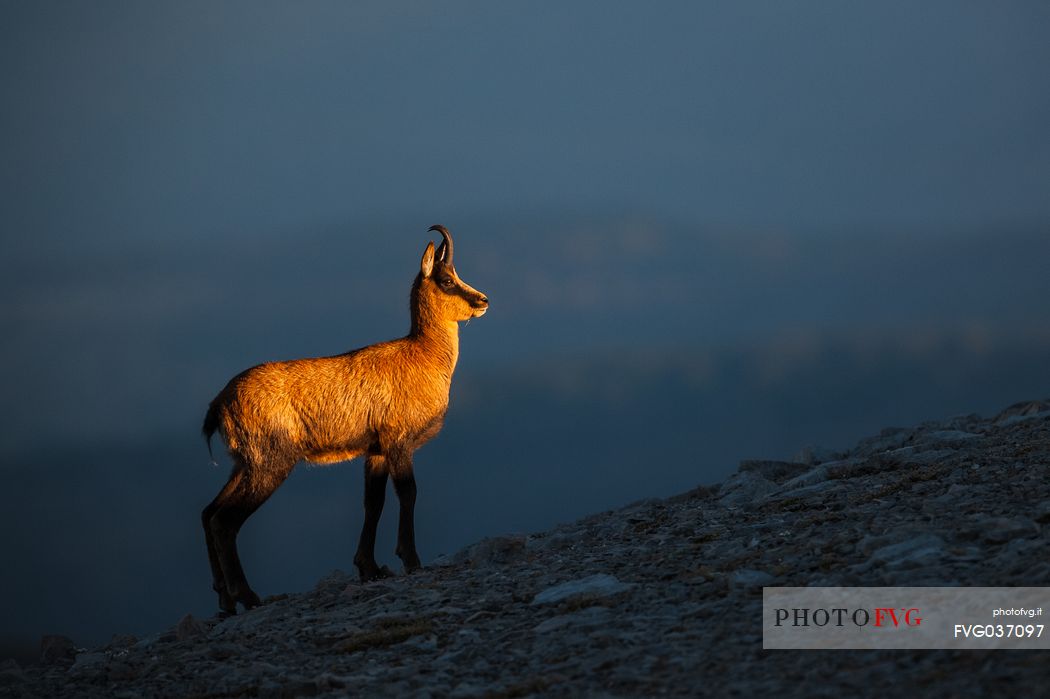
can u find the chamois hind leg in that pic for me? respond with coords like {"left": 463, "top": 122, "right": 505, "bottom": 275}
{"left": 353, "top": 455, "right": 394, "bottom": 582}
{"left": 390, "top": 449, "right": 422, "bottom": 574}
{"left": 208, "top": 457, "right": 294, "bottom": 613}
{"left": 202, "top": 469, "right": 245, "bottom": 614}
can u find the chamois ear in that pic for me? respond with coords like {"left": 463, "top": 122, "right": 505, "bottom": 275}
{"left": 420, "top": 241, "right": 436, "bottom": 278}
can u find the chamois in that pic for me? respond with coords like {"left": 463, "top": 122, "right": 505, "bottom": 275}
{"left": 201, "top": 225, "right": 489, "bottom": 614}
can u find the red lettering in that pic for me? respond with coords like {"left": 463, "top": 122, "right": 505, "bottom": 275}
{"left": 873, "top": 607, "right": 922, "bottom": 628}
{"left": 874, "top": 608, "right": 902, "bottom": 627}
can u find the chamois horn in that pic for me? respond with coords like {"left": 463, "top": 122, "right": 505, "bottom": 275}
{"left": 429, "top": 224, "right": 453, "bottom": 265}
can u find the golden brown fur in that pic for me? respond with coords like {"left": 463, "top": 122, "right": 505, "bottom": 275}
{"left": 201, "top": 225, "right": 487, "bottom": 613}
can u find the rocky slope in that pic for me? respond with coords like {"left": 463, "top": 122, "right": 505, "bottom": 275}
{"left": 5, "top": 399, "right": 1050, "bottom": 698}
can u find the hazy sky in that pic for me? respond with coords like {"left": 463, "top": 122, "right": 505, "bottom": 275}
{"left": 2, "top": 1, "right": 1048, "bottom": 260}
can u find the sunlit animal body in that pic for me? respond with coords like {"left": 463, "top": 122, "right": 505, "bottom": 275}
{"left": 201, "top": 225, "right": 488, "bottom": 613}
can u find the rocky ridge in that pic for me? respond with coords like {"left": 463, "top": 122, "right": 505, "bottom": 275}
{"left": 5, "top": 399, "right": 1050, "bottom": 697}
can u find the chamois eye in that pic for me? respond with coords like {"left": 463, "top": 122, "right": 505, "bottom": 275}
{"left": 440, "top": 277, "right": 454, "bottom": 289}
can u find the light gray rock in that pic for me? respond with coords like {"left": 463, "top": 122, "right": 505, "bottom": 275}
{"left": 718, "top": 471, "right": 779, "bottom": 506}
{"left": 450, "top": 682, "right": 488, "bottom": 698}
{"left": 779, "top": 465, "right": 830, "bottom": 490}
{"left": 455, "top": 628, "right": 482, "bottom": 643}
{"left": 902, "top": 448, "right": 956, "bottom": 465}
{"left": 853, "top": 427, "right": 914, "bottom": 456}
{"left": 69, "top": 651, "right": 107, "bottom": 676}
{"left": 765, "top": 480, "right": 838, "bottom": 502}
{"left": 869, "top": 534, "right": 946, "bottom": 569}
{"left": 927, "top": 430, "right": 981, "bottom": 442}
{"left": 533, "top": 606, "right": 612, "bottom": 633}
{"left": 729, "top": 569, "right": 776, "bottom": 588}
{"left": 1034, "top": 501, "right": 1050, "bottom": 524}
{"left": 930, "top": 482, "right": 969, "bottom": 504}
{"left": 977, "top": 517, "right": 1040, "bottom": 544}
{"left": 997, "top": 409, "right": 1050, "bottom": 427}
{"left": 401, "top": 633, "right": 439, "bottom": 652}
{"left": 531, "top": 574, "right": 634, "bottom": 605}
{"left": 792, "top": 446, "right": 844, "bottom": 466}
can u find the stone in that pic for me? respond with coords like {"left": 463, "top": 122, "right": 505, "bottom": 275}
{"left": 531, "top": 574, "right": 634, "bottom": 605}
{"left": 533, "top": 606, "right": 612, "bottom": 633}
{"left": 764, "top": 480, "right": 838, "bottom": 503}
{"left": 729, "top": 569, "right": 776, "bottom": 588}
{"left": 901, "top": 448, "right": 956, "bottom": 465}
{"left": 175, "top": 613, "right": 207, "bottom": 641}
{"left": 451, "top": 535, "right": 528, "bottom": 566}
{"left": 0, "top": 659, "right": 23, "bottom": 685}
{"left": 39, "top": 634, "right": 77, "bottom": 667}
{"left": 738, "top": 460, "right": 811, "bottom": 483}
{"left": 104, "top": 634, "right": 138, "bottom": 651}
{"left": 778, "top": 465, "right": 830, "bottom": 490}
{"left": 869, "top": 534, "right": 946, "bottom": 569}
{"left": 792, "top": 446, "right": 844, "bottom": 466}
{"left": 852, "top": 427, "right": 914, "bottom": 456}
{"left": 977, "top": 517, "right": 1040, "bottom": 545}
{"left": 927, "top": 430, "right": 980, "bottom": 442}
{"left": 997, "top": 410, "right": 1050, "bottom": 427}
{"left": 450, "top": 682, "right": 488, "bottom": 698}
{"left": 313, "top": 569, "right": 353, "bottom": 592}
{"left": 69, "top": 651, "right": 108, "bottom": 676}
{"left": 995, "top": 400, "right": 1050, "bottom": 424}
{"left": 106, "top": 661, "right": 139, "bottom": 682}
{"left": 206, "top": 643, "right": 241, "bottom": 660}
{"left": 718, "top": 471, "right": 778, "bottom": 506}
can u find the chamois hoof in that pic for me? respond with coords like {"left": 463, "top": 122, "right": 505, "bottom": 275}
{"left": 217, "top": 589, "right": 238, "bottom": 616}
{"left": 237, "top": 589, "right": 263, "bottom": 610}
{"left": 358, "top": 564, "right": 395, "bottom": 583}
{"left": 220, "top": 586, "right": 262, "bottom": 613}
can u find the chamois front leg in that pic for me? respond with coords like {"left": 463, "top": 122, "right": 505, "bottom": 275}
{"left": 354, "top": 456, "right": 394, "bottom": 582}
{"left": 390, "top": 451, "right": 422, "bottom": 574}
